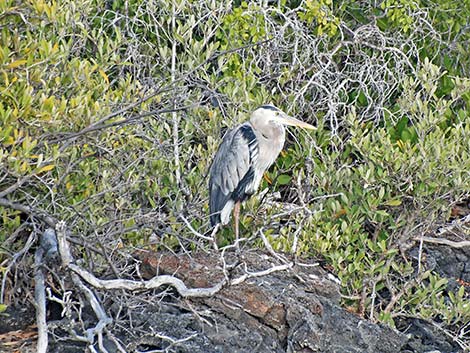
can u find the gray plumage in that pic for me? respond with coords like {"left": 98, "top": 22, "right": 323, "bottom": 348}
{"left": 209, "top": 105, "right": 315, "bottom": 228}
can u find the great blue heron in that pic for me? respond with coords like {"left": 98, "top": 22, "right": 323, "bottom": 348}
{"left": 209, "top": 104, "right": 315, "bottom": 242}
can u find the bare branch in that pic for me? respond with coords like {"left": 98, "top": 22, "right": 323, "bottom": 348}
{"left": 171, "top": 1, "right": 181, "bottom": 188}
{"left": 55, "top": 221, "right": 226, "bottom": 298}
{"left": 417, "top": 236, "right": 470, "bottom": 248}
{"left": 0, "top": 178, "right": 26, "bottom": 198}
{"left": 34, "top": 245, "right": 48, "bottom": 353}
{"left": 179, "top": 214, "right": 213, "bottom": 241}
{"left": 1, "top": 230, "right": 36, "bottom": 303}
{"left": 54, "top": 105, "right": 195, "bottom": 148}
{"left": 0, "top": 197, "right": 56, "bottom": 228}
{"left": 69, "top": 264, "right": 226, "bottom": 298}
{"left": 136, "top": 332, "right": 198, "bottom": 353}
{"left": 230, "top": 262, "right": 293, "bottom": 286}
{"left": 55, "top": 222, "right": 113, "bottom": 350}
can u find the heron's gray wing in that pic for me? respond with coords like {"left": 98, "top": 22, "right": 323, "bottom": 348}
{"left": 209, "top": 123, "right": 258, "bottom": 225}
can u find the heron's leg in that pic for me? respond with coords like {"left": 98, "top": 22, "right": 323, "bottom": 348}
{"left": 233, "top": 201, "right": 241, "bottom": 249}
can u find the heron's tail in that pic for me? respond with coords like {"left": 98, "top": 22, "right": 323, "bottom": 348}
{"left": 209, "top": 183, "right": 232, "bottom": 226}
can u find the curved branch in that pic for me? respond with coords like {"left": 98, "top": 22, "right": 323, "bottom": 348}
{"left": 69, "top": 264, "right": 226, "bottom": 298}
{"left": 55, "top": 221, "right": 227, "bottom": 298}
{"left": 417, "top": 236, "right": 470, "bottom": 248}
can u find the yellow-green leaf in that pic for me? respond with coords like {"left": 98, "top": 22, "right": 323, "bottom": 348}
{"left": 36, "top": 164, "right": 55, "bottom": 173}
{"left": 1, "top": 71, "right": 9, "bottom": 86}
{"left": 20, "top": 161, "right": 29, "bottom": 172}
{"left": 384, "top": 199, "right": 402, "bottom": 207}
{"left": 7, "top": 60, "right": 27, "bottom": 69}
{"left": 43, "top": 96, "right": 54, "bottom": 111}
{"left": 99, "top": 69, "right": 109, "bottom": 84}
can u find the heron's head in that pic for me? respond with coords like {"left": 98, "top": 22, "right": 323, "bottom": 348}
{"left": 251, "top": 104, "right": 316, "bottom": 130}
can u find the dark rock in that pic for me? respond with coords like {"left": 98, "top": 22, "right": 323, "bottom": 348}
{"left": 425, "top": 245, "right": 470, "bottom": 282}
{"left": 136, "top": 251, "right": 408, "bottom": 353}
{"left": 397, "top": 318, "right": 463, "bottom": 353}
{"left": 286, "top": 298, "right": 404, "bottom": 353}
{"left": 4, "top": 248, "right": 466, "bottom": 352}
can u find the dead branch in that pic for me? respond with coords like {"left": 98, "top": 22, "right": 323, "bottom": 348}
{"left": 171, "top": 1, "right": 181, "bottom": 188}
{"left": 430, "top": 320, "right": 470, "bottom": 352}
{"left": 259, "top": 228, "right": 289, "bottom": 264}
{"left": 436, "top": 214, "right": 470, "bottom": 235}
{"left": 34, "top": 243, "right": 48, "bottom": 353}
{"left": 417, "top": 236, "right": 470, "bottom": 248}
{"left": 56, "top": 222, "right": 113, "bottom": 351}
{"left": 231, "top": 262, "right": 294, "bottom": 286}
{"left": 56, "top": 220, "right": 295, "bottom": 303}
{"left": 70, "top": 264, "right": 226, "bottom": 298}
{"left": 70, "top": 274, "right": 113, "bottom": 352}
{"left": 1, "top": 230, "right": 36, "bottom": 303}
{"left": 56, "top": 221, "right": 72, "bottom": 267}
{"left": 0, "top": 197, "right": 56, "bottom": 228}
{"left": 56, "top": 105, "right": 195, "bottom": 148}
{"left": 0, "top": 177, "right": 27, "bottom": 198}
{"left": 179, "top": 214, "right": 213, "bottom": 241}
{"left": 136, "top": 331, "right": 198, "bottom": 353}
{"left": 55, "top": 221, "right": 227, "bottom": 299}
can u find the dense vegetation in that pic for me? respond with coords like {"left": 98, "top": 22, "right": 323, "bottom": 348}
{"left": 1, "top": 0, "right": 469, "bottom": 348}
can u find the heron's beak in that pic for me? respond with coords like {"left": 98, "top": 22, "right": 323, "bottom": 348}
{"left": 278, "top": 113, "right": 316, "bottom": 130}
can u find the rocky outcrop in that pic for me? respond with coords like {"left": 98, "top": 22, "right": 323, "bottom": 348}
{"left": 135, "top": 250, "right": 407, "bottom": 353}
{"left": 2, "top": 247, "right": 465, "bottom": 352}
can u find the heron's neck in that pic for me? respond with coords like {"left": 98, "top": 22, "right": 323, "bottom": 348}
{"left": 251, "top": 118, "right": 285, "bottom": 140}
{"left": 267, "top": 123, "right": 285, "bottom": 144}
{"left": 251, "top": 121, "right": 285, "bottom": 168}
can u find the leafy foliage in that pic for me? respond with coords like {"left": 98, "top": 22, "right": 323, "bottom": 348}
{"left": 1, "top": 0, "right": 469, "bottom": 346}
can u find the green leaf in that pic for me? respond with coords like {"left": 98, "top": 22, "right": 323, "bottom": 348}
{"left": 357, "top": 90, "right": 368, "bottom": 106}
{"left": 384, "top": 199, "right": 402, "bottom": 206}
{"left": 7, "top": 59, "right": 27, "bottom": 69}
{"left": 401, "top": 129, "right": 412, "bottom": 141}
{"left": 458, "top": 285, "right": 465, "bottom": 298}
{"left": 277, "top": 174, "right": 291, "bottom": 185}
{"left": 434, "top": 278, "right": 448, "bottom": 290}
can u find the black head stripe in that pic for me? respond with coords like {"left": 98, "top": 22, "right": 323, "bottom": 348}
{"left": 259, "top": 105, "right": 279, "bottom": 112}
